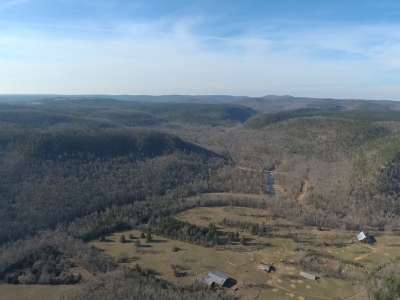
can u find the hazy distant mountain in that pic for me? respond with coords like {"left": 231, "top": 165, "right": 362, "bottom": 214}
{"left": 1, "top": 94, "right": 399, "bottom": 110}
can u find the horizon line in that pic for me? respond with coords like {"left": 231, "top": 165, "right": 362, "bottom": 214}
{"left": 0, "top": 93, "right": 398, "bottom": 102}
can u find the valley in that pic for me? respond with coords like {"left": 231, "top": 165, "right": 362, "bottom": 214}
{"left": 1, "top": 95, "right": 400, "bottom": 299}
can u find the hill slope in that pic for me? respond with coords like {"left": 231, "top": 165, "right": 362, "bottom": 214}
{"left": 0, "top": 128, "right": 222, "bottom": 244}
{"left": 36, "top": 98, "right": 257, "bottom": 126}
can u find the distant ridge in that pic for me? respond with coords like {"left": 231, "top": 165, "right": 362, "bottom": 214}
{"left": 1, "top": 94, "right": 399, "bottom": 116}
{"left": 0, "top": 94, "right": 398, "bottom": 104}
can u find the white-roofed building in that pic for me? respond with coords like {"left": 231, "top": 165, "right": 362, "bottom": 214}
{"left": 357, "top": 231, "right": 376, "bottom": 244}
{"left": 357, "top": 231, "right": 367, "bottom": 242}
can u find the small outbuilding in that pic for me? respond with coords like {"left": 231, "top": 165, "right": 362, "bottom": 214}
{"left": 257, "top": 264, "right": 276, "bottom": 273}
{"left": 357, "top": 231, "right": 367, "bottom": 242}
{"left": 202, "top": 271, "right": 237, "bottom": 288}
{"left": 357, "top": 231, "right": 376, "bottom": 244}
{"left": 300, "top": 271, "right": 318, "bottom": 281}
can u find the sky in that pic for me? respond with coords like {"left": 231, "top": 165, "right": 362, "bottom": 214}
{"left": 1, "top": 0, "right": 400, "bottom": 99}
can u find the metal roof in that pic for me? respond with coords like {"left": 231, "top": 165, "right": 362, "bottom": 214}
{"left": 357, "top": 231, "right": 367, "bottom": 241}
{"left": 203, "top": 271, "right": 231, "bottom": 286}
{"left": 300, "top": 271, "right": 317, "bottom": 280}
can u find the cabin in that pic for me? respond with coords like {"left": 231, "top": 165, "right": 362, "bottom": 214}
{"left": 357, "top": 231, "right": 376, "bottom": 244}
{"left": 201, "top": 271, "right": 237, "bottom": 288}
{"left": 300, "top": 271, "right": 318, "bottom": 281}
{"left": 257, "top": 264, "right": 276, "bottom": 273}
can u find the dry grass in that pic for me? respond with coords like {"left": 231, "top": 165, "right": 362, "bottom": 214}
{"left": 88, "top": 206, "right": 400, "bottom": 300}
{"left": 0, "top": 284, "right": 77, "bottom": 300}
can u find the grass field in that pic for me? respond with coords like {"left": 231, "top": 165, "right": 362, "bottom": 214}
{"left": 90, "top": 206, "right": 400, "bottom": 300}
{"left": 0, "top": 284, "right": 77, "bottom": 300}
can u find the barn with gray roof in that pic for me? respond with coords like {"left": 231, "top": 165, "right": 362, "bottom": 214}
{"left": 201, "top": 271, "right": 236, "bottom": 288}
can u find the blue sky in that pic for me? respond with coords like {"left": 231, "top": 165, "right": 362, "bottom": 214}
{"left": 1, "top": 0, "right": 400, "bottom": 98}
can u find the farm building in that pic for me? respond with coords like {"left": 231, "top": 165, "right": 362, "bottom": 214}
{"left": 357, "top": 231, "right": 376, "bottom": 244}
{"left": 300, "top": 271, "right": 318, "bottom": 281}
{"left": 201, "top": 271, "right": 237, "bottom": 288}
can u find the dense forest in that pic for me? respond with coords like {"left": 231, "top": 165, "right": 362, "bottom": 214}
{"left": 0, "top": 127, "right": 223, "bottom": 244}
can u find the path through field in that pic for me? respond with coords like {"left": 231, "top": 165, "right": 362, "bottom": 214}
{"left": 354, "top": 245, "right": 376, "bottom": 261}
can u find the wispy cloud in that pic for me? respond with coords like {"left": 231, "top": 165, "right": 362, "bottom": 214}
{"left": 0, "top": 0, "right": 29, "bottom": 11}
{"left": 0, "top": 16, "right": 400, "bottom": 98}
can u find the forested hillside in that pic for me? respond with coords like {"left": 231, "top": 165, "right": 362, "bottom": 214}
{"left": 3, "top": 96, "right": 400, "bottom": 236}
{"left": 0, "top": 126, "right": 223, "bottom": 244}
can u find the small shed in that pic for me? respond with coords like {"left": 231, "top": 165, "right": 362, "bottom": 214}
{"left": 300, "top": 271, "right": 318, "bottom": 281}
{"left": 357, "top": 231, "right": 376, "bottom": 244}
{"left": 257, "top": 264, "right": 276, "bottom": 273}
{"left": 202, "top": 271, "right": 237, "bottom": 288}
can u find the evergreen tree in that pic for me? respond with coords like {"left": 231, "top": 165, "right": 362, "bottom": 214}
{"left": 120, "top": 235, "right": 126, "bottom": 243}
{"left": 146, "top": 231, "right": 152, "bottom": 243}
{"left": 134, "top": 239, "right": 141, "bottom": 249}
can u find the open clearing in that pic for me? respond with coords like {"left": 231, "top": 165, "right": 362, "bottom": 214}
{"left": 91, "top": 206, "right": 400, "bottom": 300}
